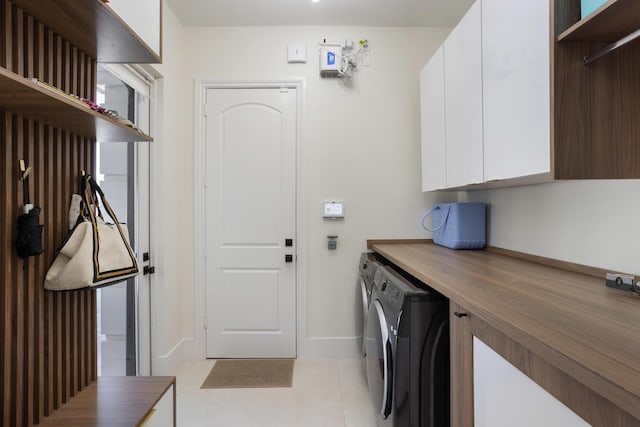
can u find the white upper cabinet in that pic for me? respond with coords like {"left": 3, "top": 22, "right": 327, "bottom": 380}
{"left": 420, "top": 45, "right": 447, "bottom": 192}
{"left": 108, "top": 0, "right": 162, "bottom": 59}
{"left": 443, "top": 1, "right": 484, "bottom": 188}
{"left": 419, "top": 0, "right": 551, "bottom": 191}
{"left": 482, "top": 0, "right": 550, "bottom": 182}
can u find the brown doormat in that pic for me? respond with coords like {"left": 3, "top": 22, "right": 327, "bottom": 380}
{"left": 201, "top": 359, "right": 295, "bottom": 389}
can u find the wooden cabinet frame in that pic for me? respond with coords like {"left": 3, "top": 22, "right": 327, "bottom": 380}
{"left": 552, "top": 0, "right": 640, "bottom": 179}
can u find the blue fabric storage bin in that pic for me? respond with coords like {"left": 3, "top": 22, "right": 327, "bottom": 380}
{"left": 581, "top": 0, "right": 606, "bottom": 18}
{"left": 424, "top": 203, "right": 486, "bottom": 250}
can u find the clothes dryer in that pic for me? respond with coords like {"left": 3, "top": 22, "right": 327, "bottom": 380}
{"left": 357, "top": 252, "right": 387, "bottom": 359}
{"left": 366, "top": 266, "right": 450, "bottom": 427}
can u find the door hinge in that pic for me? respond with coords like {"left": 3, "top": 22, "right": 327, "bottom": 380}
{"left": 203, "top": 104, "right": 208, "bottom": 117}
{"left": 203, "top": 317, "right": 208, "bottom": 330}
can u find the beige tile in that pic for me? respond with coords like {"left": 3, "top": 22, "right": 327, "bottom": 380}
{"left": 175, "top": 359, "right": 375, "bottom": 427}
{"left": 338, "top": 359, "right": 377, "bottom": 427}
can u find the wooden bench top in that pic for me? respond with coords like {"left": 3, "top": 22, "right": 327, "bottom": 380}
{"left": 38, "top": 376, "right": 176, "bottom": 426}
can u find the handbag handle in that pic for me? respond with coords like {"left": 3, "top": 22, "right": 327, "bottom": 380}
{"left": 80, "top": 175, "right": 120, "bottom": 225}
{"left": 80, "top": 173, "right": 136, "bottom": 261}
{"left": 421, "top": 205, "right": 450, "bottom": 233}
{"left": 78, "top": 175, "right": 102, "bottom": 222}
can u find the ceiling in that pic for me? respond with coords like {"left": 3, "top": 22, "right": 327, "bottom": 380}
{"left": 165, "top": 0, "right": 475, "bottom": 27}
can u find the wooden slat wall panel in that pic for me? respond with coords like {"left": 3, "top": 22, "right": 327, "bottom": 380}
{"left": 1, "top": 1, "right": 97, "bottom": 426}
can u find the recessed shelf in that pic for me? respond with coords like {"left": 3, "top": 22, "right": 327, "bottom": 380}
{"left": 558, "top": 0, "right": 640, "bottom": 42}
{"left": 0, "top": 67, "right": 153, "bottom": 142}
{"left": 11, "top": 0, "right": 160, "bottom": 63}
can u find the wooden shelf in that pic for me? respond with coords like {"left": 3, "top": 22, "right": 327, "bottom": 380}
{"left": 0, "top": 67, "right": 153, "bottom": 142}
{"left": 558, "top": 0, "right": 640, "bottom": 42}
{"left": 11, "top": 0, "right": 161, "bottom": 63}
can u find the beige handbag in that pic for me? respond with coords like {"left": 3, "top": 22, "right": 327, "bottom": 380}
{"left": 45, "top": 174, "right": 139, "bottom": 291}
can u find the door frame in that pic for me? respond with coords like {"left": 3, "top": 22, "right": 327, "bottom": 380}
{"left": 193, "top": 79, "right": 306, "bottom": 359}
{"left": 97, "top": 63, "right": 155, "bottom": 376}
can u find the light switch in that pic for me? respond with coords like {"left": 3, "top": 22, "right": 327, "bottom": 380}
{"left": 287, "top": 44, "right": 306, "bottom": 63}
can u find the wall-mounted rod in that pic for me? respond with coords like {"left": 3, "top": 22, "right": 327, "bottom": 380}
{"left": 584, "top": 27, "right": 640, "bottom": 65}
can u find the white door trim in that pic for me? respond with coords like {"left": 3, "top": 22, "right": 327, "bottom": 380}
{"left": 193, "top": 79, "right": 306, "bottom": 360}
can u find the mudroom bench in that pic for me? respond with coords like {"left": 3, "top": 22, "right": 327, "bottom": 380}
{"left": 37, "top": 376, "right": 176, "bottom": 426}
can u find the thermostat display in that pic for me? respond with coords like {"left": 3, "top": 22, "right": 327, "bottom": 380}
{"left": 323, "top": 201, "right": 344, "bottom": 218}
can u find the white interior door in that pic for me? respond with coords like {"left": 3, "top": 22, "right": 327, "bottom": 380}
{"left": 205, "top": 87, "right": 297, "bottom": 358}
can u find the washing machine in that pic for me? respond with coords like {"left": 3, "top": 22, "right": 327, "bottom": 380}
{"left": 357, "top": 252, "right": 387, "bottom": 359}
{"left": 366, "top": 265, "right": 450, "bottom": 427}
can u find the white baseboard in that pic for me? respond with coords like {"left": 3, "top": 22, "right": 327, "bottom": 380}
{"left": 153, "top": 338, "right": 190, "bottom": 375}
{"left": 173, "top": 335, "right": 361, "bottom": 362}
{"left": 301, "top": 336, "right": 361, "bottom": 359}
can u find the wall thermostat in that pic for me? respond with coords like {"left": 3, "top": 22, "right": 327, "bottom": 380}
{"left": 323, "top": 201, "right": 344, "bottom": 218}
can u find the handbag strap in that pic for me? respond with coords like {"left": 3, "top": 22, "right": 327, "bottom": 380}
{"left": 421, "top": 205, "right": 450, "bottom": 233}
{"left": 79, "top": 174, "right": 104, "bottom": 221}
{"left": 81, "top": 175, "right": 125, "bottom": 225}
{"left": 80, "top": 173, "right": 137, "bottom": 262}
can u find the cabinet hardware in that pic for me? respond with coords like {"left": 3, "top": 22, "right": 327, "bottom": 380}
{"left": 285, "top": 254, "right": 293, "bottom": 263}
{"left": 454, "top": 312, "right": 468, "bottom": 318}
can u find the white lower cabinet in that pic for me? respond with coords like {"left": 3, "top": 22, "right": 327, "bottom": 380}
{"left": 473, "top": 338, "right": 589, "bottom": 427}
{"left": 140, "top": 385, "right": 174, "bottom": 427}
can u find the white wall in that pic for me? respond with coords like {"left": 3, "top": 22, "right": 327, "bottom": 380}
{"left": 463, "top": 180, "right": 640, "bottom": 274}
{"left": 150, "top": 3, "right": 640, "bottom": 367}
{"left": 147, "top": 4, "right": 193, "bottom": 373}
{"left": 152, "top": 4, "right": 457, "bottom": 360}
{"left": 185, "top": 25, "right": 457, "bottom": 356}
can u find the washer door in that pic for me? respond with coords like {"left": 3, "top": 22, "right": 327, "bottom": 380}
{"left": 359, "top": 275, "right": 369, "bottom": 356}
{"left": 366, "top": 300, "right": 393, "bottom": 419}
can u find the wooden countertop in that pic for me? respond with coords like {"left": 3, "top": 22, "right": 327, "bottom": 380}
{"left": 38, "top": 376, "right": 176, "bottom": 426}
{"left": 369, "top": 241, "right": 640, "bottom": 421}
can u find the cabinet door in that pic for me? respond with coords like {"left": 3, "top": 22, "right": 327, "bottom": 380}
{"left": 444, "top": 0, "right": 484, "bottom": 188}
{"left": 482, "top": 0, "right": 550, "bottom": 181}
{"left": 140, "top": 385, "right": 174, "bottom": 427}
{"left": 108, "top": 0, "right": 162, "bottom": 58}
{"left": 473, "top": 338, "right": 589, "bottom": 427}
{"left": 420, "top": 45, "right": 447, "bottom": 191}
{"left": 450, "top": 302, "right": 474, "bottom": 427}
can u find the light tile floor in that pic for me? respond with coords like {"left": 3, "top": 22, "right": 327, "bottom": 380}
{"left": 175, "top": 359, "right": 377, "bottom": 427}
